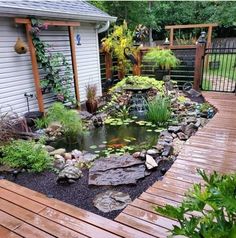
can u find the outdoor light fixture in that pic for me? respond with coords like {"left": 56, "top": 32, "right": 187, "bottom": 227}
{"left": 76, "top": 34, "right": 81, "bottom": 45}
{"left": 163, "top": 37, "right": 170, "bottom": 45}
{"left": 197, "top": 31, "right": 206, "bottom": 44}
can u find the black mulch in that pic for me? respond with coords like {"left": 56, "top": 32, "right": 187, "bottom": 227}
{"left": 2, "top": 160, "right": 172, "bottom": 220}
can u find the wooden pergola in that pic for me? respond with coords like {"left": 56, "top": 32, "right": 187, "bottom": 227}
{"left": 165, "top": 23, "right": 218, "bottom": 47}
{"left": 15, "top": 18, "right": 81, "bottom": 113}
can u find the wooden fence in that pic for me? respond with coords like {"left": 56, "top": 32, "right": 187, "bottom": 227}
{"left": 100, "top": 44, "right": 206, "bottom": 91}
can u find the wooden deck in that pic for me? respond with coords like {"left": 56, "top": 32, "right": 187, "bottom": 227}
{"left": 0, "top": 92, "right": 235, "bottom": 238}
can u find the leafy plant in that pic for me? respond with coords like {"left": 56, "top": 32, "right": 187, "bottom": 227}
{"left": 36, "top": 103, "right": 83, "bottom": 142}
{"left": 146, "top": 96, "right": 171, "bottom": 125}
{"left": 101, "top": 20, "right": 138, "bottom": 77}
{"left": 177, "top": 95, "right": 187, "bottom": 103}
{"left": 110, "top": 76, "right": 164, "bottom": 93}
{"left": 143, "top": 47, "right": 180, "bottom": 70}
{"left": 116, "top": 105, "right": 130, "bottom": 120}
{"left": 30, "top": 18, "right": 75, "bottom": 103}
{"left": 0, "top": 139, "right": 52, "bottom": 172}
{"left": 155, "top": 169, "right": 236, "bottom": 238}
{"left": 86, "top": 84, "right": 97, "bottom": 101}
{"left": 200, "top": 102, "right": 213, "bottom": 113}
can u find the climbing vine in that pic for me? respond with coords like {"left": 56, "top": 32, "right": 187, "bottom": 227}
{"left": 30, "top": 18, "right": 75, "bottom": 103}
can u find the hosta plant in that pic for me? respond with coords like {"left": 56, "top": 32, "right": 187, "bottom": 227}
{"left": 155, "top": 169, "right": 236, "bottom": 238}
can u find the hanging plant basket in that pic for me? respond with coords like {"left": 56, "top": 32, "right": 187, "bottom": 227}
{"left": 14, "top": 37, "right": 28, "bottom": 54}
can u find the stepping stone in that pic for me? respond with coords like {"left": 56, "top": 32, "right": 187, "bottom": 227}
{"left": 93, "top": 190, "right": 131, "bottom": 213}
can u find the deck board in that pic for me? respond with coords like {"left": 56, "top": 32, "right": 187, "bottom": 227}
{"left": 116, "top": 92, "right": 236, "bottom": 236}
{"left": 0, "top": 92, "right": 235, "bottom": 237}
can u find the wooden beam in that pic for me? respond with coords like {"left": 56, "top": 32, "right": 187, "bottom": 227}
{"left": 170, "top": 28, "right": 174, "bottom": 46}
{"left": 105, "top": 52, "right": 112, "bottom": 79}
{"left": 15, "top": 18, "right": 80, "bottom": 27}
{"left": 25, "top": 23, "right": 44, "bottom": 112}
{"left": 68, "top": 26, "right": 80, "bottom": 104}
{"left": 207, "top": 26, "right": 213, "bottom": 47}
{"left": 165, "top": 23, "right": 218, "bottom": 30}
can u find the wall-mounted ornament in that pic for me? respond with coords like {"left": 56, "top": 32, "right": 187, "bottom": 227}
{"left": 76, "top": 34, "right": 81, "bottom": 45}
{"left": 14, "top": 37, "right": 28, "bottom": 54}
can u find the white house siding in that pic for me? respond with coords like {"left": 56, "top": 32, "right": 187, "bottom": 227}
{"left": 0, "top": 17, "right": 102, "bottom": 115}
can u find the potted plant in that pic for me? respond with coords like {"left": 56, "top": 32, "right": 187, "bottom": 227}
{"left": 143, "top": 47, "right": 180, "bottom": 80}
{"left": 86, "top": 84, "right": 98, "bottom": 113}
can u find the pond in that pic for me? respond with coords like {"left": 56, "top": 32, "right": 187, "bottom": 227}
{"left": 50, "top": 121, "right": 161, "bottom": 156}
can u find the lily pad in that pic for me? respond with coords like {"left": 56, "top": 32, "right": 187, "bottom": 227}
{"left": 147, "top": 129, "right": 153, "bottom": 132}
{"left": 90, "top": 145, "right": 97, "bottom": 149}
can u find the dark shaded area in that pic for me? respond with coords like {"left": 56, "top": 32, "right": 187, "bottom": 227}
{"left": 2, "top": 159, "right": 172, "bottom": 220}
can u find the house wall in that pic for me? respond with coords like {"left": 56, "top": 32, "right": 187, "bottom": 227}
{"left": 0, "top": 17, "right": 102, "bottom": 115}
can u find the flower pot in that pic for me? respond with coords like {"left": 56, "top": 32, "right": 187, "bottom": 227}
{"left": 154, "top": 68, "right": 169, "bottom": 80}
{"left": 86, "top": 100, "right": 98, "bottom": 114}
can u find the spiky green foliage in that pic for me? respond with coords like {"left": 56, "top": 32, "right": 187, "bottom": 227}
{"left": 146, "top": 96, "right": 171, "bottom": 125}
{"left": 36, "top": 103, "right": 83, "bottom": 141}
{"left": 0, "top": 140, "right": 52, "bottom": 172}
{"left": 155, "top": 169, "right": 236, "bottom": 238}
{"left": 143, "top": 48, "right": 180, "bottom": 70}
{"left": 110, "top": 76, "right": 164, "bottom": 93}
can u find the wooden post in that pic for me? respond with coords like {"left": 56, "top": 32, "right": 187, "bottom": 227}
{"left": 69, "top": 26, "right": 80, "bottom": 104}
{"left": 105, "top": 52, "right": 112, "bottom": 79}
{"left": 193, "top": 42, "right": 206, "bottom": 91}
{"left": 170, "top": 27, "right": 174, "bottom": 46}
{"left": 133, "top": 51, "right": 141, "bottom": 76}
{"left": 25, "top": 23, "right": 44, "bottom": 113}
{"left": 207, "top": 26, "right": 213, "bottom": 48}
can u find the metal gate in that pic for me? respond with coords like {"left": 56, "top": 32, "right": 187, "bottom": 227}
{"left": 201, "top": 46, "right": 236, "bottom": 92}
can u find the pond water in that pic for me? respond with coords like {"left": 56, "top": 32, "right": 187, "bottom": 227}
{"left": 50, "top": 122, "right": 160, "bottom": 156}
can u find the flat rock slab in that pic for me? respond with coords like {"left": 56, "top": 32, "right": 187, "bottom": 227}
{"left": 93, "top": 190, "right": 131, "bottom": 213}
{"left": 89, "top": 154, "right": 149, "bottom": 186}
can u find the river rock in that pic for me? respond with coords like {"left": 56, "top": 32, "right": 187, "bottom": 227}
{"left": 162, "top": 145, "right": 173, "bottom": 157}
{"left": 147, "top": 149, "right": 159, "bottom": 156}
{"left": 49, "top": 148, "right": 66, "bottom": 156}
{"left": 184, "top": 123, "right": 197, "bottom": 137}
{"left": 145, "top": 154, "right": 158, "bottom": 170}
{"left": 89, "top": 154, "right": 149, "bottom": 186}
{"left": 93, "top": 190, "right": 131, "bottom": 213}
{"left": 177, "top": 132, "right": 188, "bottom": 140}
{"left": 44, "top": 145, "right": 55, "bottom": 153}
{"left": 79, "top": 152, "right": 97, "bottom": 163}
{"left": 54, "top": 155, "right": 65, "bottom": 170}
{"left": 64, "top": 153, "right": 72, "bottom": 160}
{"left": 71, "top": 149, "right": 82, "bottom": 159}
{"left": 168, "top": 126, "right": 182, "bottom": 133}
{"left": 57, "top": 166, "right": 82, "bottom": 182}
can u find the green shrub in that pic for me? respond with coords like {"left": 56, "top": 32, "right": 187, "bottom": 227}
{"left": 143, "top": 47, "right": 180, "bottom": 70}
{"left": 110, "top": 76, "right": 164, "bottom": 93}
{"left": 146, "top": 96, "right": 171, "bottom": 125}
{"left": 36, "top": 103, "right": 83, "bottom": 141}
{"left": 0, "top": 139, "right": 52, "bottom": 172}
{"left": 200, "top": 102, "right": 213, "bottom": 113}
{"left": 155, "top": 169, "right": 236, "bottom": 238}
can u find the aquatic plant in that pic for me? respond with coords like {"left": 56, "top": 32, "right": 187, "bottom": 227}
{"left": 0, "top": 139, "right": 52, "bottom": 172}
{"left": 116, "top": 105, "right": 130, "bottom": 120}
{"left": 155, "top": 170, "right": 236, "bottom": 238}
{"left": 146, "top": 96, "right": 171, "bottom": 125}
{"left": 110, "top": 76, "right": 164, "bottom": 93}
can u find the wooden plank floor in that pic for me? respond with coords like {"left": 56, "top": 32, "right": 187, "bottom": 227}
{"left": 0, "top": 92, "right": 235, "bottom": 238}
{"left": 115, "top": 92, "right": 236, "bottom": 237}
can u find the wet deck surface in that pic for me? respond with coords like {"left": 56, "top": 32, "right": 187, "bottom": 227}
{"left": 0, "top": 92, "right": 235, "bottom": 238}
